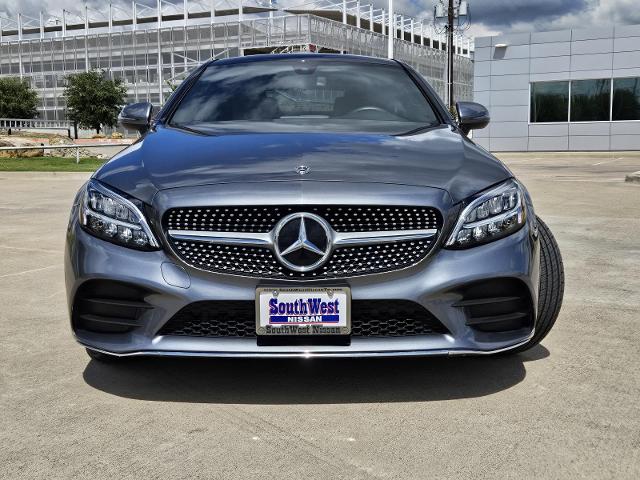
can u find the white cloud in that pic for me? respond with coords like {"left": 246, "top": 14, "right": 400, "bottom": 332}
{"left": 539, "top": 0, "right": 640, "bottom": 31}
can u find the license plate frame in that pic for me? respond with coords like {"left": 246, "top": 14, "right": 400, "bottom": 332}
{"left": 255, "top": 286, "right": 351, "bottom": 336}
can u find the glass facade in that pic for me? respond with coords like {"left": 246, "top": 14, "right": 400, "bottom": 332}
{"left": 612, "top": 77, "right": 640, "bottom": 121}
{"left": 530, "top": 81, "right": 569, "bottom": 123}
{"left": 531, "top": 77, "right": 640, "bottom": 123}
{"left": 570, "top": 79, "right": 611, "bottom": 122}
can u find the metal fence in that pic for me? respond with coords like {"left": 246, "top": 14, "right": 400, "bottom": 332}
{"left": 0, "top": 143, "right": 129, "bottom": 163}
{"left": 0, "top": 118, "right": 73, "bottom": 129}
{"left": 0, "top": 117, "right": 74, "bottom": 138}
{"left": 308, "top": 16, "right": 472, "bottom": 102}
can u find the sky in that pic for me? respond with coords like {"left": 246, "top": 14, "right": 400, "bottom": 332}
{"left": 2, "top": 0, "right": 640, "bottom": 39}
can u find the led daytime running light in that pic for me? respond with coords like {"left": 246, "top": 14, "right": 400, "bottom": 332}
{"left": 80, "top": 181, "right": 159, "bottom": 249}
{"left": 446, "top": 179, "right": 526, "bottom": 248}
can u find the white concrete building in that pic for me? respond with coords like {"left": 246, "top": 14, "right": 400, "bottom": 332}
{"left": 473, "top": 25, "right": 640, "bottom": 151}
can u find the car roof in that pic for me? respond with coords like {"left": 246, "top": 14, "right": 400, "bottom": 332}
{"left": 204, "top": 53, "right": 400, "bottom": 68}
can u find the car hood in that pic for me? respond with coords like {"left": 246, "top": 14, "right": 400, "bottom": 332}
{"left": 95, "top": 124, "right": 511, "bottom": 204}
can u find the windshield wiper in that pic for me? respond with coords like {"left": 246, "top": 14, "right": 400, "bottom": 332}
{"left": 397, "top": 123, "right": 440, "bottom": 136}
{"left": 169, "top": 123, "right": 208, "bottom": 135}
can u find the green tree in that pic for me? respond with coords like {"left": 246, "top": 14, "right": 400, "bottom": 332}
{"left": 0, "top": 77, "right": 39, "bottom": 118}
{"left": 64, "top": 70, "right": 127, "bottom": 134}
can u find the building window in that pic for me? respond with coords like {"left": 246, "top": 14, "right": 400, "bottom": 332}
{"left": 530, "top": 81, "right": 569, "bottom": 123}
{"left": 570, "top": 79, "right": 611, "bottom": 122}
{"left": 612, "top": 77, "right": 640, "bottom": 121}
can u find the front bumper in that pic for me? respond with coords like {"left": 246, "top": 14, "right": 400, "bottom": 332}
{"left": 65, "top": 215, "right": 540, "bottom": 358}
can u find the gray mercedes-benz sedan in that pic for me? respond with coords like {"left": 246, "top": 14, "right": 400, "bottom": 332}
{"left": 65, "top": 54, "right": 564, "bottom": 361}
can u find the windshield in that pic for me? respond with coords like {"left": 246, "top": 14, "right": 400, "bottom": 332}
{"left": 169, "top": 58, "right": 440, "bottom": 135}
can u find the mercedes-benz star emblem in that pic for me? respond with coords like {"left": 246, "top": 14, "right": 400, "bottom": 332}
{"left": 273, "top": 213, "right": 332, "bottom": 272}
{"left": 296, "top": 165, "right": 310, "bottom": 175}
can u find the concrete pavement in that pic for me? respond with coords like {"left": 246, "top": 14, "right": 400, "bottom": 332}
{"left": 0, "top": 153, "right": 639, "bottom": 479}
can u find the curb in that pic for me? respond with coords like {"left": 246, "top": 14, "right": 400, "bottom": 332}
{"left": 625, "top": 171, "right": 640, "bottom": 183}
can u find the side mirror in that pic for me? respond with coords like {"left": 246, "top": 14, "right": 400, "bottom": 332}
{"left": 456, "top": 101, "right": 490, "bottom": 135}
{"left": 118, "top": 102, "right": 153, "bottom": 134}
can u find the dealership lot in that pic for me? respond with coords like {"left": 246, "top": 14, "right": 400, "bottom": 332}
{"left": 1, "top": 153, "right": 639, "bottom": 479}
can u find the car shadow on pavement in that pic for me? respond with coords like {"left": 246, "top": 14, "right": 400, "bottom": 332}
{"left": 82, "top": 345, "right": 549, "bottom": 404}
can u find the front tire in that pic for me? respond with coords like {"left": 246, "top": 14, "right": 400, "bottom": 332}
{"left": 513, "top": 216, "right": 565, "bottom": 353}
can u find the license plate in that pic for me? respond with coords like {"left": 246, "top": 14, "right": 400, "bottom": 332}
{"left": 256, "top": 287, "right": 351, "bottom": 335}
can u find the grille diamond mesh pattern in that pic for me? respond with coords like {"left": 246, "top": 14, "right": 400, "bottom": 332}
{"left": 173, "top": 242, "right": 284, "bottom": 277}
{"left": 165, "top": 205, "right": 440, "bottom": 233}
{"left": 158, "top": 300, "right": 448, "bottom": 338}
{"left": 321, "top": 240, "right": 431, "bottom": 277}
{"left": 165, "top": 205, "right": 441, "bottom": 279}
{"left": 172, "top": 239, "right": 433, "bottom": 278}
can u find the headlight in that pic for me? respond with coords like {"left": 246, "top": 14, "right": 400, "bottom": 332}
{"left": 445, "top": 179, "right": 526, "bottom": 248}
{"left": 79, "top": 180, "right": 159, "bottom": 250}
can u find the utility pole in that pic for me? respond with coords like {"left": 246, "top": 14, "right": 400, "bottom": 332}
{"left": 434, "top": 1, "right": 470, "bottom": 109}
{"left": 387, "top": 0, "right": 393, "bottom": 59}
{"left": 447, "top": 0, "right": 454, "bottom": 109}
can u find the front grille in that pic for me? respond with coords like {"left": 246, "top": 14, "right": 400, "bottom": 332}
{"left": 171, "top": 238, "right": 433, "bottom": 278}
{"left": 157, "top": 300, "right": 448, "bottom": 338}
{"left": 164, "top": 205, "right": 442, "bottom": 279}
{"left": 165, "top": 205, "right": 440, "bottom": 233}
{"left": 350, "top": 300, "right": 448, "bottom": 336}
{"left": 161, "top": 301, "right": 257, "bottom": 337}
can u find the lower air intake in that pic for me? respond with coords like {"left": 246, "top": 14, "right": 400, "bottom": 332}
{"left": 453, "top": 278, "right": 534, "bottom": 333}
{"left": 157, "top": 300, "right": 448, "bottom": 338}
{"left": 73, "top": 280, "right": 152, "bottom": 333}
